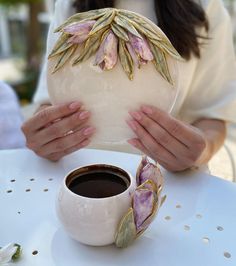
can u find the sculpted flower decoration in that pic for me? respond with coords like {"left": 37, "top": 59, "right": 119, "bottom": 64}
{"left": 115, "top": 156, "right": 166, "bottom": 248}
{"left": 49, "top": 8, "right": 182, "bottom": 84}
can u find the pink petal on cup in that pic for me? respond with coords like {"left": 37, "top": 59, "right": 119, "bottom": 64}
{"left": 94, "top": 30, "right": 118, "bottom": 70}
{"left": 136, "top": 156, "right": 163, "bottom": 190}
{"left": 133, "top": 188, "right": 154, "bottom": 232}
{"left": 128, "top": 32, "right": 154, "bottom": 62}
{"left": 63, "top": 20, "right": 96, "bottom": 36}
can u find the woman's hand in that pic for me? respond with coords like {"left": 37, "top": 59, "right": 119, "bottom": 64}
{"left": 127, "top": 105, "right": 225, "bottom": 172}
{"left": 21, "top": 101, "right": 95, "bottom": 161}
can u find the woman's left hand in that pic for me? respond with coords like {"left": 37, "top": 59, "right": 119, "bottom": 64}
{"left": 127, "top": 105, "right": 208, "bottom": 172}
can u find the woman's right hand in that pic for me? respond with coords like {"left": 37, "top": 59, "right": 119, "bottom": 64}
{"left": 21, "top": 101, "right": 95, "bottom": 161}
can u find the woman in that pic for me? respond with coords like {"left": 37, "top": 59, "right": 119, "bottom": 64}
{"left": 22, "top": 0, "right": 236, "bottom": 171}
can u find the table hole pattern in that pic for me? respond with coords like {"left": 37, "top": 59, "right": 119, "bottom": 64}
{"left": 184, "top": 225, "right": 190, "bottom": 231}
{"left": 202, "top": 237, "right": 210, "bottom": 244}
{"left": 1, "top": 166, "right": 235, "bottom": 265}
{"left": 224, "top": 252, "right": 231, "bottom": 259}
{"left": 32, "top": 250, "right": 38, "bottom": 256}
{"left": 4, "top": 178, "right": 54, "bottom": 194}
{"left": 174, "top": 204, "right": 231, "bottom": 258}
{"left": 196, "top": 214, "right": 202, "bottom": 219}
{"left": 217, "top": 226, "right": 224, "bottom": 231}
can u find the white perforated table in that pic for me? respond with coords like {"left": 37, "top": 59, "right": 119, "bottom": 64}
{"left": 0, "top": 148, "right": 235, "bottom": 266}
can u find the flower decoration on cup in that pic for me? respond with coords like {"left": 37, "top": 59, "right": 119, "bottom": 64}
{"left": 48, "top": 8, "right": 182, "bottom": 84}
{"left": 115, "top": 156, "right": 166, "bottom": 248}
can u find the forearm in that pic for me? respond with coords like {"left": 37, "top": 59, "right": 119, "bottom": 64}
{"left": 192, "top": 118, "right": 227, "bottom": 165}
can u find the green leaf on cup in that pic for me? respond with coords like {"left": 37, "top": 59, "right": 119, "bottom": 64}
{"left": 115, "top": 208, "right": 137, "bottom": 248}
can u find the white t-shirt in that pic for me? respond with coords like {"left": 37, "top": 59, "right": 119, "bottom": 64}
{"left": 34, "top": 0, "right": 236, "bottom": 124}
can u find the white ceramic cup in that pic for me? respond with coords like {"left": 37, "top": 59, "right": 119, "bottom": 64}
{"left": 56, "top": 164, "right": 137, "bottom": 246}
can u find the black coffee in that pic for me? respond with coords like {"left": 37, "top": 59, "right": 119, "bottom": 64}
{"left": 68, "top": 171, "right": 129, "bottom": 198}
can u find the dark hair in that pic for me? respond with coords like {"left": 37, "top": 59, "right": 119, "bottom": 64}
{"left": 73, "top": 0, "right": 209, "bottom": 60}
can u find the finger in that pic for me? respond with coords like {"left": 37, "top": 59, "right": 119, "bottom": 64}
{"left": 36, "top": 126, "right": 95, "bottom": 157}
{"left": 46, "top": 139, "right": 91, "bottom": 162}
{"left": 141, "top": 105, "right": 203, "bottom": 146}
{"left": 128, "top": 138, "right": 184, "bottom": 171}
{"left": 36, "top": 110, "right": 91, "bottom": 145}
{"left": 127, "top": 119, "right": 176, "bottom": 163}
{"left": 154, "top": 158, "right": 183, "bottom": 172}
{"left": 22, "top": 101, "right": 82, "bottom": 133}
{"left": 129, "top": 110, "right": 189, "bottom": 157}
{"left": 127, "top": 138, "right": 155, "bottom": 158}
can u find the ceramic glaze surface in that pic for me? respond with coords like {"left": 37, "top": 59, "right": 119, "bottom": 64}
{"left": 56, "top": 165, "right": 136, "bottom": 246}
{"left": 47, "top": 11, "right": 180, "bottom": 152}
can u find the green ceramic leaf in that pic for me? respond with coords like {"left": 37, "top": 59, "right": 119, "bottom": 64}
{"left": 119, "top": 40, "right": 134, "bottom": 80}
{"left": 157, "top": 185, "right": 163, "bottom": 197}
{"left": 115, "top": 208, "right": 137, "bottom": 248}
{"left": 52, "top": 45, "right": 77, "bottom": 73}
{"left": 54, "top": 8, "right": 110, "bottom": 32}
{"left": 160, "top": 195, "right": 167, "bottom": 207}
{"left": 111, "top": 23, "right": 129, "bottom": 41}
{"left": 49, "top": 42, "right": 74, "bottom": 59}
{"left": 118, "top": 11, "right": 160, "bottom": 36}
{"left": 114, "top": 14, "right": 142, "bottom": 39}
{"left": 150, "top": 38, "right": 182, "bottom": 61}
{"left": 149, "top": 41, "right": 173, "bottom": 85}
{"left": 73, "top": 28, "right": 106, "bottom": 65}
{"left": 48, "top": 33, "right": 70, "bottom": 59}
{"left": 118, "top": 13, "right": 162, "bottom": 42}
{"left": 89, "top": 10, "right": 116, "bottom": 36}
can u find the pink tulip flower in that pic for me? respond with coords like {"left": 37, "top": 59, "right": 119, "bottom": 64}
{"left": 63, "top": 20, "right": 96, "bottom": 44}
{"left": 94, "top": 30, "right": 118, "bottom": 70}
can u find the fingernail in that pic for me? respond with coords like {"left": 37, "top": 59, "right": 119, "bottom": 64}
{"left": 126, "top": 120, "right": 138, "bottom": 131}
{"left": 141, "top": 105, "right": 153, "bottom": 115}
{"left": 129, "top": 111, "right": 142, "bottom": 121}
{"left": 69, "top": 101, "right": 82, "bottom": 110}
{"left": 83, "top": 126, "right": 95, "bottom": 136}
{"left": 79, "top": 111, "right": 90, "bottom": 120}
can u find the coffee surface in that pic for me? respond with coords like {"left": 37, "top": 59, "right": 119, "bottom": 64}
{"left": 68, "top": 171, "right": 128, "bottom": 198}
